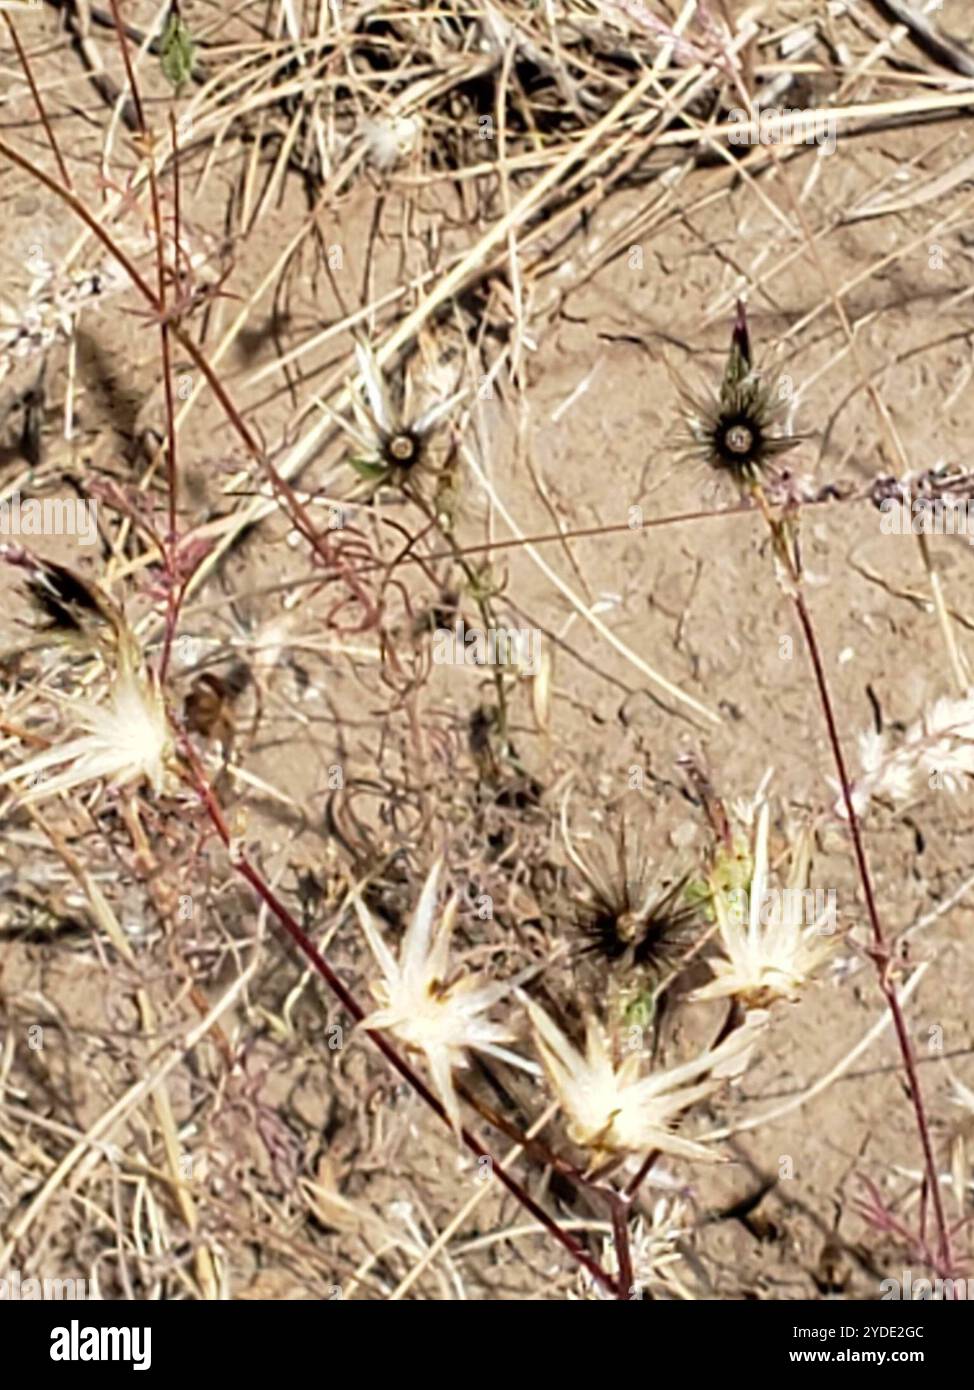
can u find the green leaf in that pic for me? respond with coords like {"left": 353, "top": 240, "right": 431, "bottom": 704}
{"left": 161, "top": 15, "right": 197, "bottom": 90}
{"left": 623, "top": 991, "right": 656, "bottom": 1031}
{"left": 347, "top": 456, "right": 389, "bottom": 482}
{"left": 684, "top": 876, "right": 714, "bottom": 920}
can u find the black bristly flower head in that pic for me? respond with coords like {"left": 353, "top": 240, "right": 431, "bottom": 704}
{"left": 3, "top": 549, "right": 123, "bottom": 656}
{"left": 562, "top": 795, "right": 702, "bottom": 979}
{"left": 578, "top": 873, "right": 701, "bottom": 977}
{"left": 681, "top": 299, "right": 800, "bottom": 483}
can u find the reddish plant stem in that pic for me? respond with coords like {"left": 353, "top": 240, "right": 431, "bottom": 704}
{"left": 104, "top": 0, "right": 182, "bottom": 680}
{"left": 458, "top": 1078, "right": 644, "bottom": 1296}
{"left": 293, "top": 491, "right": 857, "bottom": 577}
{"left": 607, "top": 1195, "right": 635, "bottom": 1299}
{"left": 457, "top": 1085, "right": 590, "bottom": 1187}
{"left": 623, "top": 1149, "right": 660, "bottom": 1203}
{"left": 5, "top": 12, "right": 73, "bottom": 189}
{"left": 149, "top": 172, "right": 179, "bottom": 546}
{"left": 182, "top": 740, "right": 617, "bottom": 1294}
{"left": 149, "top": 161, "right": 181, "bottom": 682}
{"left": 0, "top": 139, "right": 378, "bottom": 634}
{"left": 791, "top": 584, "right": 952, "bottom": 1271}
{"left": 154, "top": 115, "right": 188, "bottom": 683}
{"left": 106, "top": 0, "right": 147, "bottom": 133}
{"left": 622, "top": 1002, "right": 738, "bottom": 1220}
{"left": 0, "top": 114, "right": 614, "bottom": 1291}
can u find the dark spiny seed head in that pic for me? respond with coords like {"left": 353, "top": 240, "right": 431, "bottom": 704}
{"left": 578, "top": 880, "right": 700, "bottom": 975}
{"left": 25, "top": 561, "right": 109, "bottom": 634}
{"left": 384, "top": 431, "right": 421, "bottom": 468}
{"left": 683, "top": 375, "right": 799, "bottom": 480}
{"left": 716, "top": 414, "right": 762, "bottom": 468}
{"left": 26, "top": 584, "right": 85, "bottom": 634}
{"left": 583, "top": 910, "right": 635, "bottom": 963}
{"left": 679, "top": 302, "right": 801, "bottom": 481}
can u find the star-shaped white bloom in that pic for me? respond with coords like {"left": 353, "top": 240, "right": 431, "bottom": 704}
{"left": 691, "top": 801, "right": 837, "bottom": 1007}
{"left": 525, "top": 997, "right": 766, "bottom": 1165}
{"left": 354, "top": 862, "right": 538, "bottom": 1132}
{"left": 0, "top": 648, "right": 172, "bottom": 803}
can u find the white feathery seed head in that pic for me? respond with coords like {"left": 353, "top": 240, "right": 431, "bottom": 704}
{"left": 840, "top": 690, "right": 974, "bottom": 818}
{"left": 337, "top": 341, "right": 466, "bottom": 481}
{"left": 691, "top": 799, "right": 838, "bottom": 1007}
{"left": 524, "top": 996, "right": 766, "bottom": 1166}
{"left": 361, "top": 114, "right": 421, "bottom": 170}
{"left": 354, "top": 861, "right": 539, "bottom": 1132}
{"left": 0, "top": 642, "right": 173, "bottom": 803}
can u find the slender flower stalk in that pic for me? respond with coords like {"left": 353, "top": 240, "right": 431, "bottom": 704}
{"left": 791, "top": 587, "right": 954, "bottom": 1270}
{"left": 680, "top": 299, "right": 954, "bottom": 1270}
{"left": 185, "top": 742, "right": 616, "bottom": 1292}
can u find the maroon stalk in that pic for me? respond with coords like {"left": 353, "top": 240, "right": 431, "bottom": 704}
{"left": 183, "top": 740, "right": 618, "bottom": 1294}
{"left": 4, "top": 12, "right": 73, "bottom": 189}
{"left": 791, "top": 580, "right": 952, "bottom": 1271}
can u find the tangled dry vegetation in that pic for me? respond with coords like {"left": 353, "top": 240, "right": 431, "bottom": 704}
{"left": 1, "top": 0, "right": 974, "bottom": 1302}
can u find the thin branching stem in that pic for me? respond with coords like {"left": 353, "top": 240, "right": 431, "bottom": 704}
{"left": 762, "top": 501, "right": 953, "bottom": 1272}
{"left": 4, "top": 12, "right": 72, "bottom": 189}
{"left": 182, "top": 739, "right": 618, "bottom": 1294}
{"left": 791, "top": 586, "right": 953, "bottom": 1271}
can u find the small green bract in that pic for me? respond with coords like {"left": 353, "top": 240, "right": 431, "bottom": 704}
{"left": 161, "top": 14, "right": 197, "bottom": 90}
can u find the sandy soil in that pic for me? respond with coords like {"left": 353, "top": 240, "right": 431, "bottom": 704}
{"left": 0, "top": 0, "right": 973, "bottom": 1302}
